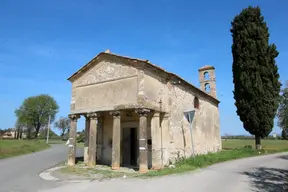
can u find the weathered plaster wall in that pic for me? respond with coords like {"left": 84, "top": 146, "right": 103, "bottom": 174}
{"left": 192, "top": 99, "right": 221, "bottom": 155}
{"left": 143, "top": 69, "right": 221, "bottom": 165}
{"left": 70, "top": 60, "right": 138, "bottom": 113}
{"left": 101, "top": 112, "right": 113, "bottom": 165}
{"left": 143, "top": 70, "right": 168, "bottom": 111}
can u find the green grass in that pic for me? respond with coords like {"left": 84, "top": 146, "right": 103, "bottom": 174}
{"left": 0, "top": 140, "right": 50, "bottom": 159}
{"left": 222, "top": 139, "right": 288, "bottom": 151}
{"left": 143, "top": 148, "right": 262, "bottom": 177}
{"left": 144, "top": 139, "right": 288, "bottom": 177}
{"left": 77, "top": 142, "right": 84, "bottom": 148}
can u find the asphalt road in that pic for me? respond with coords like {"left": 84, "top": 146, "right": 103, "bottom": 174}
{"left": 41, "top": 152, "right": 288, "bottom": 192}
{"left": 0, "top": 144, "right": 83, "bottom": 192}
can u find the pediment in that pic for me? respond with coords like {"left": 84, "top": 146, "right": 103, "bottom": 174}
{"left": 73, "top": 59, "right": 138, "bottom": 87}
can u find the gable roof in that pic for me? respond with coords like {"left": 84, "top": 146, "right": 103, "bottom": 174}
{"left": 67, "top": 51, "right": 220, "bottom": 105}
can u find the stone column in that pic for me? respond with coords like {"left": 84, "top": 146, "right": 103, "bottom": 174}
{"left": 87, "top": 112, "right": 98, "bottom": 168}
{"left": 67, "top": 114, "right": 80, "bottom": 166}
{"left": 84, "top": 115, "right": 90, "bottom": 164}
{"left": 151, "top": 112, "right": 162, "bottom": 170}
{"left": 96, "top": 115, "right": 104, "bottom": 162}
{"left": 135, "top": 108, "right": 150, "bottom": 173}
{"left": 160, "top": 113, "right": 170, "bottom": 166}
{"left": 110, "top": 111, "right": 121, "bottom": 170}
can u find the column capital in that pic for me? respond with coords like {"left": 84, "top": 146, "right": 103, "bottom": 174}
{"left": 110, "top": 110, "right": 121, "bottom": 118}
{"left": 153, "top": 112, "right": 160, "bottom": 118}
{"left": 83, "top": 114, "right": 89, "bottom": 120}
{"left": 68, "top": 114, "right": 80, "bottom": 121}
{"left": 87, "top": 112, "right": 98, "bottom": 120}
{"left": 135, "top": 108, "right": 150, "bottom": 117}
{"left": 163, "top": 113, "right": 170, "bottom": 119}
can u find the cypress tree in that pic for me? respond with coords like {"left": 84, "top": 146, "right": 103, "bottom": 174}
{"left": 230, "top": 6, "right": 281, "bottom": 150}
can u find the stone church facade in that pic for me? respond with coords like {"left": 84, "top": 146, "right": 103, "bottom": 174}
{"left": 67, "top": 50, "right": 221, "bottom": 173}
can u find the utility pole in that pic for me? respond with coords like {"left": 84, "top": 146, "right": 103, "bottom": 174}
{"left": 46, "top": 115, "right": 51, "bottom": 144}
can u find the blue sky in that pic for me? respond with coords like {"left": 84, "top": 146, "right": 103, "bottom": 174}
{"left": 0, "top": 0, "right": 287, "bottom": 136}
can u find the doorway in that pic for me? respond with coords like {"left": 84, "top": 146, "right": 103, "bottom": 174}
{"left": 121, "top": 127, "right": 138, "bottom": 167}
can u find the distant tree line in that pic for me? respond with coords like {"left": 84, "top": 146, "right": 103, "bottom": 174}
{"left": 221, "top": 135, "right": 285, "bottom": 140}
{"left": 7, "top": 94, "right": 72, "bottom": 141}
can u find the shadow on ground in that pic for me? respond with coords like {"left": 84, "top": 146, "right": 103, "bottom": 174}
{"left": 243, "top": 167, "right": 288, "bottom": 192}
{"left": 278, "top": 155, "right": 288, "bottom": 160}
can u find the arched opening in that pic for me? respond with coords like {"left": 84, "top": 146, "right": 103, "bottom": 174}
{"left": 205, "top": 83, "right": 211, "bottom": 92}
{"left": 204, "top": 71, "right": 209, "bottom": 80}
{"left": 194, "top": 97, "right": 200, "bottom": 109}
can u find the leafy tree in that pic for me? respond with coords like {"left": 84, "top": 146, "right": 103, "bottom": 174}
{"left": 277, "top": 81, "right": 288, "bottom": 132}
{"left": 77, "top": 130, "right": 85, "bottom": 143}
{"left": 38, "top": 128, "right": 60, "bottom": 139}
{"left": 54, "top": 117, "right": 70, "bottom": 139}
{"left": 15, "top": 118, "right": 24, "bottom": 139}
{"left": 281, "top": 129, "right": 287, "bottom": 140}
{"left": 231, "top": 6, "right": 281, "bottom": 150}
{"left": 15, "top": 94, "right": 59, "bottom": 139}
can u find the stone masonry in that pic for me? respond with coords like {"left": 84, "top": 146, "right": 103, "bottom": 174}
{"left": 66, "top": 50, "right": 221, "bottom": 172}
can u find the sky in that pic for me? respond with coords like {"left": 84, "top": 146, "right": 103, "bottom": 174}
{"left": 0, "top": 0, "right": 287, "bottom": 136}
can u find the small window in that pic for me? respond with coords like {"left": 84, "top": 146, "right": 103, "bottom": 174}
{"left": 194, "top": 97, "right": 200, "bottom": 109}
{"left": 204, "top": 72, "right": 209, "bottom": 80}
{"left": 205, "top": 83, "right": 211, "bottom": 92}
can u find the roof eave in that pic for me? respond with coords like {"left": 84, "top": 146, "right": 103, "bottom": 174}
{"left": 168, "top": 73, "right": 220, "bottom": 105}
{"left": 67, "top": 52, "right": 106, "bottom": 82}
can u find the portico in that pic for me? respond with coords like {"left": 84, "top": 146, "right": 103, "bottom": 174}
{"left": 67, "top": 108, "right": 165, "bottom": 173}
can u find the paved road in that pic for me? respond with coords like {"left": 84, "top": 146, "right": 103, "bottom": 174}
{"left": 0, "top": 144, "right": 83, "bottom": 192}
{"left": 41, "top": 152, "right": 288, "bottom": 192}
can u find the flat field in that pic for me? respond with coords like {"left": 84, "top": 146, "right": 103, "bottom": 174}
{"left": 0, "top": 139, "right": 50, "bottom": 159}
{"left": 222, "top": 139, "right": 288, "bottom": 150}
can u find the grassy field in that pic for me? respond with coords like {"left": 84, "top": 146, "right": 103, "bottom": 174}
{"left": 222, "top": 139, "right": 288, "bottom": 151}
{"left": 0, "top": 140, "right": 50, "bottom": 159}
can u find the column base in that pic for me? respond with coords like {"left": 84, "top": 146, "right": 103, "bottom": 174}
{"left": 138, "top": 168, "right": 149, "bottom": 174}
{"left": 111, "top": 166, "right": 120, "bottom": 170}
{"left": 138, "top": 164, "right": 149, "bottom": 173}
{"left": 151, "top": 165, "right": 163, "bottom": 170}
{"left": 67, "top": 159, "right": 75, "bottom": 167}
{"left": 111, "top": 163, "right": 120, "bottom": 170}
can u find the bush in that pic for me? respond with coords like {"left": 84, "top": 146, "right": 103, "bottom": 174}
{"left": 77, "top": 132, "right": 85, "bottom": 143}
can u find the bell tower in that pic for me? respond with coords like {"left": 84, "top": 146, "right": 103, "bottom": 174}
{"left": 198, "top": 65, "right": 217, "bottom": 98}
